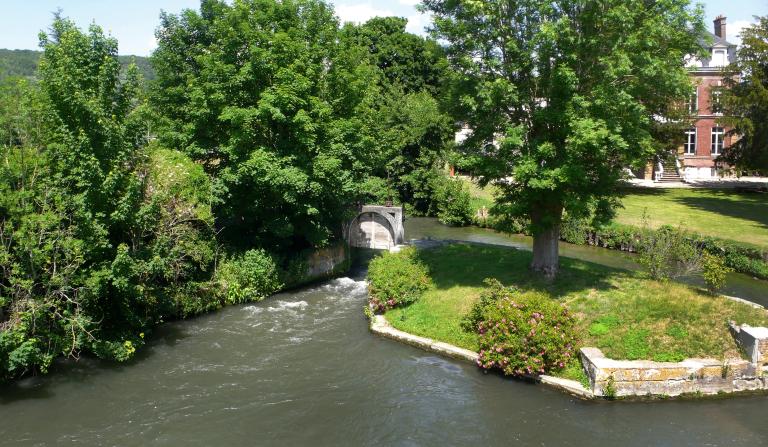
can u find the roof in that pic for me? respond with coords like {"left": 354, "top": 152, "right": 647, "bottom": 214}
{"left": 700, "top": 30, "right": 736, "bottom": 48}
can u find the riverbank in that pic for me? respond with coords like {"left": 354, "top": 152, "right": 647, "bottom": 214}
{"left": 461, "top": 178, "right": 768, "bottom": 280}
{"left": 385, "top": 243, "right": 768, "bottom": 360}
{"left": 370, "top": 242, "right": 768, "bottom": 398}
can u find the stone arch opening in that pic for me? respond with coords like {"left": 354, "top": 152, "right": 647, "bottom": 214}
{"left": 347, "top": 206, "right": 404, "bottom": 249}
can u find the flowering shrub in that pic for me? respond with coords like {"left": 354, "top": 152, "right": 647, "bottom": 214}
{"left": 367, "top": 247, "right": 431, "bottom": 313}
{"left": 469, "top": 280, "right": 578, "bottom": 376}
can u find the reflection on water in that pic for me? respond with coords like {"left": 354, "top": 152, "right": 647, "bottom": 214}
{"left": 405, "top": 217, "right": 768, "bottom": 306}
{"left": 0, "top": 222, "right": 766, "bottom": 446}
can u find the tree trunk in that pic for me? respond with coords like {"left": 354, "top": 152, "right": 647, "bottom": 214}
{"left": 530, "top": 204, "right": 563, "bottom": 279}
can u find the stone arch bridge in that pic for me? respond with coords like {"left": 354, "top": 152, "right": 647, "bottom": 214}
{"left": 347, "top": 205, "right": 404, "bottom": 250}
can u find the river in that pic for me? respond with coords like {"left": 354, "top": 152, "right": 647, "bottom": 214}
{"left": 0, "top": 219, "right": 766, "bottom": 446}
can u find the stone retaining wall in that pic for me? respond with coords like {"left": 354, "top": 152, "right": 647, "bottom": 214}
{"left": 369, "top": 315, "right": 593, "bottom": 399}
{"left": 730, "top": 322, "right": 768, "bottom": 365}
{"left": 580, "top": 347, "right": 766, "bottom": 397}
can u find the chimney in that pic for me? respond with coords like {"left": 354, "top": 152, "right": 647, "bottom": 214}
{"left": 714, "top": 15, "right": 726, "bottom": 39}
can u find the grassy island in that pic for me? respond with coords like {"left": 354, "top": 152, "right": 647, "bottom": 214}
{"left": 383, "top": 243, "right": 768, "bottom": 363}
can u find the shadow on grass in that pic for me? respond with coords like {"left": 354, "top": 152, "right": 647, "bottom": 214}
{"left": 671, "top": 193, "right": 768, "bottom": 233}
{"left": 415, "top": 242, "right": 623, "bottom": 298}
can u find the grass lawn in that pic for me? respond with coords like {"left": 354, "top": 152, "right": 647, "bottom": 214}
{"left": 463, "top": 181, "right": 768, "bottom": 247}
{"left": 615, "top": 188, "right": 768, "bottom": 247}
{"left": 460, "top": 176, "right": 497, "bottom": 213}
{"left": 385, "top": 243, "right": 768, "bottom": 362}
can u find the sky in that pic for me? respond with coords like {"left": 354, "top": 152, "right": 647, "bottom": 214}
{"left": 0, "top": 0, "right": 765, "bottom": 56}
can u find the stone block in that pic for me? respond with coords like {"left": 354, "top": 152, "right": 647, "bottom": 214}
{"left": 579, "top": 347, "right": 765, "bottom": 398}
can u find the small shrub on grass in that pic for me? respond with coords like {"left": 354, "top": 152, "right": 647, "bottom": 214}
{"left": 217, "top": 249, "right": 283, "bottom": 304}
{"left": 702, "top": 252, "right": 733, "bottom": 293}
{"left": 469, "top": 280, "right": 577, "bottom": 376}
{"left": 432, "top": 177, "right": 474, "bottom": 226}
{"left": 461, "top": 278, "right": 518, "bottom": 331}
{"left": 637, "top": 224, "right": 703, "bottom": 281}
{"left": 367, "top": 247, "right": 431, "bottom": 313}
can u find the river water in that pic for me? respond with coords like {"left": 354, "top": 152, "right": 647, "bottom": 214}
{"left": 1, "top": 219, "right": 767, "bottom": 446}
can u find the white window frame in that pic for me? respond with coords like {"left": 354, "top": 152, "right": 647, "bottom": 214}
{"left": 711, "top": 127, "right": 724, "bottom": 155}
{"left": 688, "top": 87, "right": 698, "bottom": 114}
{"left": 713, "top": 49, "right": 726, "bottom": 67}
{"left": 684, "top": 128, "right": 697, "bottom": 155}
{"left": 711, "top": 88, "right": 723, "bottom": 115}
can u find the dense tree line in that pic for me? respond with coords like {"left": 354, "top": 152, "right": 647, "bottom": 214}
{"left": 0, "top": 48, "right": 156, "bottom": 82}
{"left": 0, "top": 1, "right": 457, "bottom": 380}
{"left": 1, "top": 0, "right": 765, "bottom": 380}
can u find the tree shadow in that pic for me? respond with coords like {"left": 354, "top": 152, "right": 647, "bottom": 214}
{"left": 671, "top": 192, "right": 768, "bottom": 232}
{"left": 0, "top": 324, "right": 191, "bottom": 404}
{"left": 415, "top": 242, "right": 623, "bottom": 298}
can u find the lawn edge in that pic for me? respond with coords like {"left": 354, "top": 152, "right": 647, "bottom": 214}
{"left": 369, "top": 314, "right": 595, "bottom": 400}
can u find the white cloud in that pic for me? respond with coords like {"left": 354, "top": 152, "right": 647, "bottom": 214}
{"left": 399, "top": 0, "right": 421, "bottom": 5}
{"left": 405, "top": 13, "right": 431, "bottom": 35}
{"left": 335, "top": 4, "right": 395, "bottom": 24}
{"left": 727, "top": 19, "right": 755, "bottom": 46}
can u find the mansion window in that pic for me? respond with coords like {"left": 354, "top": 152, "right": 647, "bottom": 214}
{"left": 711, "top": 88, "right": 723, "bottom": 115}
{"left": 684, "top": 128, "right": 696, "bottom": 155}
{"left": 711, "top": 127, "right": 724, "bottom": 155}
{"left": 687, "top": 88, "right": 698, "bottom": 114}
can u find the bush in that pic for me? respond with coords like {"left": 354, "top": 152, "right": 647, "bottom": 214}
{"left": 702, "top": 252, "right": 733, "bottom": 293}
{"left": 467, "top": 279, "right": 578, "bottom": 376}
{"left": 367, "top": 247, "right": 431, "bottom": 313}
{"left": 559, "top": 215, "right": 590, "bottom": 245}
{"left": 637, "top": 225, "right": 703, "bottom": 281}
{"left": 217, "top": 249, "right": 283, "bottom": 305}
{"left": 432, "top": 176, "right": 474, "bottom": 226}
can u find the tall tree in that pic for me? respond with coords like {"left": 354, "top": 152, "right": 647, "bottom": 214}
{"left": 721, "top": 16, "right": 768, "bottom": 173}
{"left": 340, "top": 17, "right": 448, "bottom": 96}
{"left": 340, "top": 17, "right": 456, "bottom": 215}
{"left": 423, "top": 0, "right": 704, "bottom": 277}
{"left": 152, "top": 0, "right": 380, "bottom": 252}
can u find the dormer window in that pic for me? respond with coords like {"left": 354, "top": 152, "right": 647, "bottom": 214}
{"left": 713, "top": 49, "right": 727, "bottom": 67}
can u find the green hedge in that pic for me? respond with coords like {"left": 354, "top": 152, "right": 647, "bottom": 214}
{"left": 560, "top": 218, "right": 768, "bottom": 280}
{"left": 473, "top": 213, "right": 768, "bottom": 280}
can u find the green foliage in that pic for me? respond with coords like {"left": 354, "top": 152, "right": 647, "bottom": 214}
{"left": 720, "top": 16, "right": 768, "bottom": 174}
{"left": 0, "top": 16, "right": 222, "bottom": 380}
{"left": 423, "top": 0, "right": 704, "bottom": 274}
{"left": 151, "top": 0, "right": 380, "bottom": 252}
{"left": 0, "top": 48, "right": 155, "bottom": 82}
{"left": 469, "top": 279, "right": 578, "bottom": 376}
{"left": 340, "top": 16, "right": 448, "bottom": 96}
{"left": 340, "top": 17, "right": 455, "bottom": 216}
{"left": 217, "top": 250, "right": 283, "bottom": 305}
{"left": 433, "top": 176, "right": 474, "bottom": 226}
{"left": 461, "top": 278, "right": 515, "bottom": 331}
{"left": 636, "top": 224, "right": 703, "bottom": 281}
{"left": 702, "top": 252, "right": 733, "bottom": 293}
{"left": 367, "top": 247, "right": 431, "bottom": 313}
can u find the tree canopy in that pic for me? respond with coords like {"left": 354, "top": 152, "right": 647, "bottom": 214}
{"left": 152, "top": 0, "right": 386, "bottom": 252}
{"left": 423, "top": 0, "right": 704, "bottom": 277}
{"left": 721, "top": 15, "right": 768, "bottom": 174}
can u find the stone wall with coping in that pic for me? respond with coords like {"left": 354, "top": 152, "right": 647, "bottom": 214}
{"left": 369, "top": 315, "right": 594, "bottom": 399}
{"left": 730, "top": 322, "right": 768, "bottom": 366}
{"left": 580, "top": 347, "right": 765, "bottom": 397}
